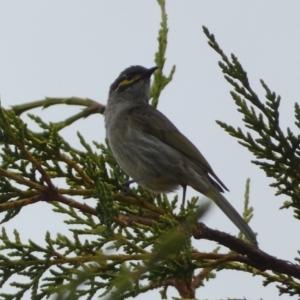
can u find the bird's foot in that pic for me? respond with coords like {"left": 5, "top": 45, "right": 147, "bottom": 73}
{"left": 122, "top": 179, "right": 135, "bottom": 196}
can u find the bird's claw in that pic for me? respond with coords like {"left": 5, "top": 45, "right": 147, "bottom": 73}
{"left": 122, "top": 180, "right": 133, "bottom": 196}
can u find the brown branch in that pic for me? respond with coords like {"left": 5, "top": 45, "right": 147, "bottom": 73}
{"left": 0, "top": 253, "right": 145, "bottom": 268}
{"left": 192, "top": 266, "right": 213, "bottom": 289}
{"left": 0, "top": 194, "right": 45, "bottom": 211}
{"left": 1, "top": 189, "right": 90, "bottom": 205}
{"left": 49, "top": 192, "right": 163, "bottom": 227}
{"left": 83, "top": 101, "right": 105, "bottom": 114}
{"left": 53, "top": 192, "right": 166, "bottom": 223}
{"left": 56, "top": 152, "right": 94, "bottom": 187}
{"left": 4, "top": 131, "right": 55, "bottom": 189}
{"left": 149, "top": 278, "right": 195, "bottom": 298}
{"left": 57, "top": 188, "right": 91, "bottom": 196}
{"left": 191, "top": 251, "right": 254, "bottom": 266}
{"left": 113, "top": 193, "right": 167, "bottom": 215}
{"left": 193, "top": 222, "right": 300, "bottom": 279}
{"left": 1, "top": 189, "right": 96, "bottom": 218}
{"left": 10, "top": 97, "right": 105, "bottom": 116}
{"left": 0, "top": 168, "right": 47, "bottom": 192}
{"left": 0, "top": 188, "right": 162, "bottom": 228}
{"left": 0, "top": 190, "right": 97, "bottom": 216}
{"left": 117, "top": 214, "right": 161, "bottom": 226}
{"left": 53, "top": 193, "right": 98, "bottom": 215}
{"left": 166, "top": 278, "right": 194, "bottom": 298}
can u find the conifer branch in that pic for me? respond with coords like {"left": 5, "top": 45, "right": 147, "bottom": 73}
{"left": 203, "top": 26, "right": 300, "bottom": 216}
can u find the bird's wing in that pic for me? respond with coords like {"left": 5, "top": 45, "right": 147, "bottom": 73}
{"left": 127, "top": 105, "right": 229, "bottom": 192}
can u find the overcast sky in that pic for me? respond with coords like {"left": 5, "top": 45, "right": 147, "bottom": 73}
{"left": 1, "top": 1, "right": 300, "bottom": 299}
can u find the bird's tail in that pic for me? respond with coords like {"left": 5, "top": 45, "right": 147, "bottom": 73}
{"left": 205, "top": 190, "right": 258, "bottom": 246}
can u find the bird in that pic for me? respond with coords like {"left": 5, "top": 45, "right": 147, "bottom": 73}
{"left": 104, "top": 65, "right": 257, "bottom": 245}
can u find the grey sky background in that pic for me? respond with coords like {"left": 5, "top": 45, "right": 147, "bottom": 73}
{"left": 0, "top": 1, "right": 300, "bottom": 299}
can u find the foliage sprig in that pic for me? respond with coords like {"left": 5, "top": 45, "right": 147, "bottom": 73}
{"left": 203, "top": 26, "right": 300, "bottom": 217}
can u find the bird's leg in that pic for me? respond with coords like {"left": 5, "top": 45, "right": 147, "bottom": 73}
{"left": 181, "top": 184, "right": 187, "bottom": 208}
{"left": 123, "top": 175, "right": 157, "bottom": 195}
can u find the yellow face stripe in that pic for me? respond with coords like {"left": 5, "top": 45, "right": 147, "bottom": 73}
{"left": 118, "top": 75, "right": 140, "bottom": 87}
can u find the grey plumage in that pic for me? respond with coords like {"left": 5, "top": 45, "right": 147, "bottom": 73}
{"left": 104, "top": 65, "right": 257, "bottom": 245}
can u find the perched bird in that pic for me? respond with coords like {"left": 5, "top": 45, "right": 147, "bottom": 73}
{"left": 104, "top": 65, "right": 257, "bottom": 245}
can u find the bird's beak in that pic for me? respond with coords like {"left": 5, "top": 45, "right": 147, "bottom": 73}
{"left": 140, "top": 66, "right": 158, "bottom": 79}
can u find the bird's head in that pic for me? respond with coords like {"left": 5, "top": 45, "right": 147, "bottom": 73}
{"left": 109, "top": 65, "right": 158, "bottom": 101}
